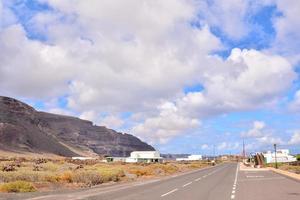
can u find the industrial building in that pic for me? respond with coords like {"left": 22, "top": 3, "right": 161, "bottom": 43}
{"left": 263, "top": 149, "right": 296, "bottom": 164}
{"left": 105, "top": 151, "right": 163, "bottom": 163}
{"left": 176, "top": 154, "right": 202, "bottom": 161}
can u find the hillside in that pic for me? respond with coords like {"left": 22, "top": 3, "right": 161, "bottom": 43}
{"left": 0, "top": 96, "right": 154, "bottom": 157}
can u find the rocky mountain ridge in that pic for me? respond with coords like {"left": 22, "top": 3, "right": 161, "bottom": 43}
{"left": 0, "top": 96, "right": 154, "bottom": 157}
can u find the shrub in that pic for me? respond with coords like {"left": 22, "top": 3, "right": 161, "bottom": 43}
{"left": 0, "top": 181, "right": 36, "bottom": 193}
{"left": 59, "top": 171, "right": 73, "bottom": 183}
{"left": 40, "top": 162, "right": 60, "bottom": 172}
{"left": 71, "top": 170, "right": 102, "bottom": 186}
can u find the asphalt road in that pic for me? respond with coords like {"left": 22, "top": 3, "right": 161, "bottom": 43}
{"left": 1, "top": 162, "right": 300, "bottom": 200}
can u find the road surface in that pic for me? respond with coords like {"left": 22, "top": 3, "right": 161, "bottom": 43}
{"left": 1, "top": 162, "right": 300, "bottom": 200}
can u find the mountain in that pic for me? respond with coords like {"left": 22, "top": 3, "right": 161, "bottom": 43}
{"left": 0, "top": 96, "right": 155, "bottom": 157}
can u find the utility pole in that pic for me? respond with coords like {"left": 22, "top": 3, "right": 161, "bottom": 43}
{"left": 213, "top": 145, "right": 215, "bottom": 160}
{"left": 274, "top": 144, "right": 278, "bottom": 169}
{"left": 242, "top": 139, "right": 246, "bottom": 161}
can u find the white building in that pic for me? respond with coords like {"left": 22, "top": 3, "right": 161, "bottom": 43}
{"left": 71, "top": 157, "right": 95, "bottom": 160}
{"left": 105, "top": 151, "right": 163, "bottom": 163}
{"left": 126, "top": 151, "right": 163, "bottom": 163}
{"left": 263, "top": 149, "right": 297, "bottom": 164}
{"left": 176, "top": 154, "right": 202, "bottom": 161}
{"left": 105, "top": 157, "right": 127, "bottom": 162}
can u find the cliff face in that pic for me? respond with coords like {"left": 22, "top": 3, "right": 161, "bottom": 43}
{"left": 0, "top": 96, "right": 154, "bottom": 157}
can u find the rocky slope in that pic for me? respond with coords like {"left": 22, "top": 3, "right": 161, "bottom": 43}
{"left": 0, "top": 96, "right": 154, "bottom": 157}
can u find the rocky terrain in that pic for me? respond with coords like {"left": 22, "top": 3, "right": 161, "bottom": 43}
{"left": 0, "top": 96, "right": 154, "bottom": 157}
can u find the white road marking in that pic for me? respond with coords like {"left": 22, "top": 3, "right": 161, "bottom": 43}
{"left": 161, "top": 188, "right": 178, "bottom": 197}
{"left": 239, "top": 177, "right": 285, "bottom": 182}
{"left": 246, "top": 175, "right": 264, "bottom": 178}
{"left": 182, "top": 182, "right": 193, "bottom": 187}
{"left": 230, "top": 163, "right": 239, "bottom": 199}
{"left": 195, "top": 177, "right": 202, "bottom": 181}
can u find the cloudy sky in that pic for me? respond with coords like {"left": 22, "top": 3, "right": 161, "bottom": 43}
{"left": 1, "top": 0, "right": 300, "bottom": 155}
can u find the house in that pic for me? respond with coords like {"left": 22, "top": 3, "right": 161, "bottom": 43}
{"left": 176, "top": 154, "right": 202, "bottom": 161}
{"left": 71, "top": 157, "right": 95, "bottom": 160}
{"left": 126, "top": 151, "right": 163, "bottom": 163}
{"left": 105, "top": 157, "right": 127, "bottom": 162}
{"left": 263, "top": 149, "right": 297, "bottom": 164}
{"left": 105, "top": 151, "right": 163, "bottom": 163}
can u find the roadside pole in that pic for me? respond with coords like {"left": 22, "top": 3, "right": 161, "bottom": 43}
{"left": 274, "top": 144, "right": 278, "bottom": 169}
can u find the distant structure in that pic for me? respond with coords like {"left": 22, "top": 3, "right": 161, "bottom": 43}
{"left": 176, "top": 155, "right": 202, "bottom": 161}
{"left": 263, "top": 149, "right": 296, "bottom": 164}
{"left": 105, "top": 151, "right": 163, "bottom": 163}
{"left": 71, "top": 157, "right": 95, "bottom": 160}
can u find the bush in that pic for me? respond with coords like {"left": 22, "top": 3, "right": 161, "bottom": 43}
{"left": 59, "top": 171, "right": 73, "bottom": 183}
{"left": 71, "top": 170, "right": 102, "bottom": 186}
{"left": 0, "top": 181, "right": 36, "bottom": 193}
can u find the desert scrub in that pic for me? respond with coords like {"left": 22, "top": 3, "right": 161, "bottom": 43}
{"left": 59, "top": 171, "right": 73, "bottom": 183}
{"left": 39, "top": 162, "right": 60, "bottom": 172}
{"left": 0, "top": 171, "right": 60, "bottom": 183}
{"left": 186, "top": 162, "right": 206, "bottom": 169}
{"left": 70, "top": 168, "right": 124, "bottom": 186}
{"left": 71, "top": 170, "right": 102, "bottom": 185}
{"left": 0, "top": 181, "right": 36, "bottom": 193}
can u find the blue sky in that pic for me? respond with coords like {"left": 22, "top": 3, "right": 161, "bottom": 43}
{"left": 1, "top": 0, "right": 300, "bottom": 155}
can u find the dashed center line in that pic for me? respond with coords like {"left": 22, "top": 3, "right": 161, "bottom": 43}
{"left": 230, "top": 164, "right": 239, "bottom": 199}
{"left": 195, "top": 177, "right": 202, "bottom": 181}
{"left": 160, "top": 165, "right": 227, "bottom": 198}
{"left": 182, "top": 182, "right": 192, "bottom": 187}
{"left": 246, "top": 175, "right": 264, "bottom": 178}
{"left": 161, "top": 188, "right": 178, "bottom": 197}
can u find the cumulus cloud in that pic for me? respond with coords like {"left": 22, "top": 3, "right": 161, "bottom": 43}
{"left": 198, "top": 0, "right": 250, "bottom": 39}
{"left": 217, "top": 142, "right": 240, "bottom": 150}
{"left": 99, "top": 115, "right": 124, "bottom": 129}
{"left": 201, "top": 144, "right": 209, "bottom": 150}
{"left": 288, "top": 90, "right": 300, "bottom": 112}
{"left": 272, "top": 0, "right": 300, "bottom": 63}
{"left": 241, "top": 121, "right": 265, "bottom": 138}
{"left": 131, "top": 47, "right": 295, "bottom": 143}
{"left": 132, "top": 102, "right": 200, "bottom": 144}
{"left": 288, "top": 131, "right": 300, "bottom": 145}
{"left": 0, "top": 0, "right": 298, "bottom": 146}
{"left": 0, "top": 24, "right": 74, "bottom": 98}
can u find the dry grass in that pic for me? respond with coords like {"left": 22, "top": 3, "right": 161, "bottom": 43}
{"left": 278, "top": 165, "right": 300, "bottom": 174}
{"left": 0, "top": 181, "right": 36, "bottom": 193}
{"left": 0, "top": 159, "right": 211, "bottom": 193}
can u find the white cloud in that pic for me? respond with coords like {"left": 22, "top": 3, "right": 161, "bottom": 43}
{"left": 131, "top": 48, "right": 295, "bottom": 143}
{"left": 47, "top": 108, "right": 74, "bottom": 116}
{"left": 0, "top": 1, "right": 298, "bottom": 146}
{"left": 198, "top": 0, "right": 250, "bottom": 39}
{"left": 201, "top": 144, "right": 209, "bottom": 150}
{"left": 288, "top": 90, "right": 300, "bottom": 112}
{"left": 99, "top": 115, "right": 124, "bottom": 129}
{"left": 241, "top": 121, "right": 265, "bottom": 138}
{"left": 288, "top": 131, "right": 300, "bottom": 145}
{"left": 217, "top": 142, "right": 240, "bottom": 150}
{"left": 0, "top": 1, "right": 16, "bottom": 30}
{"left": 0, "top": 24, "right": 74, "bottom": 98}
{"left": 272, "top": 0, "right": 300, "bottom": 63}
{"left": 79, "top": 111, "right": 98, "bottom": 123}
{"left": 131, "top": 102, "right": 200, "bottom": 144}
{"left": 256, "top": 135, "right": 284, "bottom": 145}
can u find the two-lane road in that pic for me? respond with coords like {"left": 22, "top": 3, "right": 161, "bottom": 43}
{"left": 2, "top": 163, "right": 300, "bottom": 200}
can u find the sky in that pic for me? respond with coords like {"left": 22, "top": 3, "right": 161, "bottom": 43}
{"left": 1, "top": 0, "right": 300, "bottom": 155}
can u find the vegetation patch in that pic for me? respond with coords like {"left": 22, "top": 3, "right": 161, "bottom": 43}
{"left": 0, "top": 159, "right": 211, "bottom": 193}
{"left": 0, "top": 181, "right": 36, "bottom": 193}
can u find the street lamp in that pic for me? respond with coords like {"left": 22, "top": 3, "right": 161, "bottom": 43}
{"left": 274, "top": 144, "right": 278, "bottom": 169}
